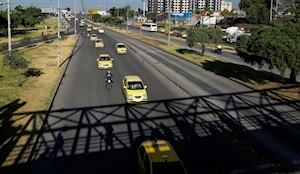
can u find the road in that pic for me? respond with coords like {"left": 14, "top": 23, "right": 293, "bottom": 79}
{"left": 121, "top": 23, "right": 300, "bottom": 82}
{"left": 9, "top": 17, "right": 74, "bottom": 50}
{"left": 23, "top": 17, "right": 293, "bottom": 174}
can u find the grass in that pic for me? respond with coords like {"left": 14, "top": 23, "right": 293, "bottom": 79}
{"left": 88, "top": 20, "right": 300, "bottom": 101}
{"left": 0, "top": 18, "right": 66, "bottom": 44}
{"left": 153, "top": 32, "right": 236, "bottom": 51}
{"left": 0, "top": 35, "right": 78, "bottom": 166}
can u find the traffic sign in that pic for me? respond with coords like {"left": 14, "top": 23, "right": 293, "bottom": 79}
{"left": 87, "top": 9, "right": 99, "bottom": 14}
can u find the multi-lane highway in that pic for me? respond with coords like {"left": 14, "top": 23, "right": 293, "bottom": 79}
{"left": 122, "top": 23, "right": 300, "bottom": 82}
{"left": 25, "top": 17, "right": 300, "bottom": 174}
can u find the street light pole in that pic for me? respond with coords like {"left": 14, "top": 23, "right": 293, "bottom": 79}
{"left": 275, "top": 0, "right": 278, "bottom": 19}
{"left": 58, "top": 0, "right": 61, "bottom": 66}
{"left": 126, "top": 0, "right": 129, "bottom": 31}
{"left": 270, "top": 0, "right": 273, "bottom": 22}
{"left": 168, "top": 0, "right": 171, "bottom": 45}
{"left": 74, "top": 0, "right": 77, "bottom": 36}
{"left": 7, "top": 0, "right": 11, "bottom": 51}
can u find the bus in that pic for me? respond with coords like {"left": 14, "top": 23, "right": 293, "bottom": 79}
{"left": 141, "top": 23, "right": 157, "bottom": 32}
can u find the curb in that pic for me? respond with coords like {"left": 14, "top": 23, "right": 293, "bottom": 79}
{"left": 25, "top": 34, "right": 81, "bottom": 165}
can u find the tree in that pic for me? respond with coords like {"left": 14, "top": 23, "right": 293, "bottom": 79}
{"left": 187, "top": 28, "right": 223, "bottom": 55}
{"left": 279, "top": 0, "right": 300, "bottom": 21}
{"left": 3, "top": 51, "right": 29, "bottom": 86}
{"left": 236, "top": 21, "right": 300, "bottom": 83}
{"left": 239, "top": 0, "right": 274, "bottom": 24}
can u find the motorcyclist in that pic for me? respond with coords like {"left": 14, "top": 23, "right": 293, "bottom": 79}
{"left": 105, "top": 71, "right": 113, "bottom": 84}
{"left": 216, "top": 44, "right": 222, "bottom": 51}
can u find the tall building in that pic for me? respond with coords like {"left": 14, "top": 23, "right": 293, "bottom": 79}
{"left": 221, "top": 1, "right": 232, "bottom": 12}
{"left": 148, "top": 0, "right": 221, "bottom": 13}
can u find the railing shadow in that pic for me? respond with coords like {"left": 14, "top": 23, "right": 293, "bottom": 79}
{"left": 0, "top": 86, "right": 300, "bottom": 174}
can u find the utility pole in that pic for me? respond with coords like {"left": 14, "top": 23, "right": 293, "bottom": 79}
{"left": 270, "top": 0, "right": 273, "bottom": 22}
{"left": 142, "top": 0, "right": 145, "bottom": 17}
{"left": 74, "top": 0, "right": 77, "bottom": 36}
{"left": 126, "top": 0, "right": 129, "bottom": 31}
{"left": 275, "top": 0, "right": 278, "bottom": 19}
{"left": 168, "top": 0, "right": 171, "bottom": 45}
{"left": 7, "top": 0, "right": 11, "bottom": 51}
{"left": 58, "top": 0, "right": 61, "bottom": 66}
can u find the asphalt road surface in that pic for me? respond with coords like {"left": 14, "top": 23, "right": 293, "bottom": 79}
{"left": 25, "top": 18, "right": 300, "bottom": 174}
{"left": 122, "top": 23, "right": 300, "bottom": 82}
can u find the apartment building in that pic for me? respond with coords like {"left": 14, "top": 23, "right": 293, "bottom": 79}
{"left": 148, "top": 0, "right": 221, "bottom": 13}
{"left": 221, "top": 1, "right": 232, "bottom": 12}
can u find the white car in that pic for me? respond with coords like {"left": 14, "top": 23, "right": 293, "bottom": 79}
{"left": 98, "top": 28, "right": 104, "bottom": 33}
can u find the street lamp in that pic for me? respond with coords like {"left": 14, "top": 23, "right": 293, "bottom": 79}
{"left": 126, "top": 0, "right": 129, "bottom": 31}
{"left": 167, "top": 0, "right": 171, "bottom": 45}
{"left": 0, "top": 1, "right": 3, "bottom": 11}
{"left": 7, "top": 0, "right": 12, "bottom": 51}
{"left": 74, "top": 0, "right": 77, "bottom": 36}
{"left": 57, "top": 0, "right": 61, "bottom": 66}
{"left": 270, "top": 0, "right": 273, "bottom": 21}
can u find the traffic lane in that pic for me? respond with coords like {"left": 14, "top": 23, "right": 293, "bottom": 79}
{"left": 28, "top": 28, "right": 195, "bottom": 173}
{"left": 109, "top": 28, "right": 300, "bottom": 171}
{"left": 108, "top": 29, "right": 283, "bottom": 173}
{"left": 125, "top": 24, "right": 300, "bottom": 81}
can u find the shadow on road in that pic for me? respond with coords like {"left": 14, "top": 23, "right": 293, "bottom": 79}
{"left": 0, "top": 86, "right": 300, "bottom": 174}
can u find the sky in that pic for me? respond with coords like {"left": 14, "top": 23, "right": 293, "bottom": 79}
{"left": 1, "top": 0, "right": 240, "bottom": 11}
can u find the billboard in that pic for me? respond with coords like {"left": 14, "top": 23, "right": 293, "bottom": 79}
{"left": 41, "top": 7, "right": 57, "bottom": 13}
{"left": 167, "top": 12, "right": 192, "bottom": 18}
{"left": 87, "top": 9, "right": 99, "bottom": 14}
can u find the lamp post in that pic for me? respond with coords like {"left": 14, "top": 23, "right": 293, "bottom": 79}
{"left": 0, "top": 1, "right": 3, "bottom": 11}
{"left": 126, "top": 0, "right": 129, "bottom": 31}
{"left": 74, "top": 0, "right": 77, "bottom": 36}
{"left": 270, "top": 0, "right": 273, "bottom": 21}
{"left": 57, "top": 0, "right": 61, "bottom": 66}
{"left": 7, "top": 0, "right": 11, "bottom": 51}
{"left": 167, "top": 0, "right": 171, "bottom": 45}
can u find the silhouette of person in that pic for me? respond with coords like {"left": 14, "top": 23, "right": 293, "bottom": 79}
{"left": 104, "top": 125, "right": 114, "bottom": 150}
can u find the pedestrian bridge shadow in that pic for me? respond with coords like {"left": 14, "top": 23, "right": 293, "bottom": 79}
{"left": 1, "top": 86, "right": 300, "bottom": 174}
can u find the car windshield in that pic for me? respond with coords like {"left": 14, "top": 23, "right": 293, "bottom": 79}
{"left": 117, "top": 45, "right": 125, "bottom": 48}
{"left": 152, "top": 162, "right": 186, "bottom": 174}
{"left": 100, "top": 57, "right": 111, "bottom": 61}
{"left": 96, "top": 40, "right": 103, "bottom": 43}
{"left": 91, "top": 34, "right": 97, "bottom": 37}
{"left": 127, "top": 81, "right": 144, "bottom": 90}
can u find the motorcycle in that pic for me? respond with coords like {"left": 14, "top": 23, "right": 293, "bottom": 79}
{"left": 214, "top": 48, "right": 222, "bottom": 54}
{"left": 106, "top": 79, "right": 113, "bottom": 89}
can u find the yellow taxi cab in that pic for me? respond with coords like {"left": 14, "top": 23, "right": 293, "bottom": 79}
{"left": 87, "top": 27, "right": 92, "bottom": 32}
{"left": 95, "top": 39, "right": 104, "bottom": 48}
{"left": 93, "top": 25, "right": 98, "bottom": 30}
{"left": 164, "top": 30, "right": 174, "bottom": 34}
{"left": 159, "top": 28, "right": 165, "bottom": 33}
{"left": 180, "top": 32, "right": 187, "bottom": 38}
{"left": 97, "top": 54, "right": 113, "bottom": 69}
{"left": 136, "top": 138, "right": 188, "bottom": 174}
{"left": 122, "top": 75, "right": 148, "bottom": 104}
{"left": 115, "top": 43, "right": 127, "bottom": 54}
{"left": 90, "top": 34, "right": 98, "bottom": 41}
{"left": 87, "top": 24, "right": 92, "bottom": 27}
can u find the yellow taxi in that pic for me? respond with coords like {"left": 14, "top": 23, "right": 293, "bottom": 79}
{"left": 90, "top": 34, "right": 98, "bottom": 41}
{"left": 95, "top": 39, "right": 104, "bottom": 48}
{"left": 93, "top": 25, "right": 98, "bottom": 30}
{"left": 87, "top": 24, "right": 92, "bottom": 27}
{"left": 164, "top": 30, "right": 174, "bottom": 34}
{"left": 136, "top": 138, "right": 188, "bottom": 174}
{"left": 122, "top": 75, "right": 148, "bottom": 104}
{"left": 87, "top": 27, "right": 92, "bottom": 32}
{"left": 115, "top": 43, "right": 127, "bottom": 54}
{"left": 180, "top": 32, "right": 187, "bottom": 38}
{"left": 159, "top": 28, "right": 166, "bottom": 33}
{"left": 97, "top": 54, "right": 113, "bottom": 69}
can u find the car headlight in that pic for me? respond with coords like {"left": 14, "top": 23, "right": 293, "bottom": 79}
{"left": 143, "top": 94, "right": 148, "bottom": 98}
{"left": 128, "top": 95, "right": 133, "bottom": 99}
